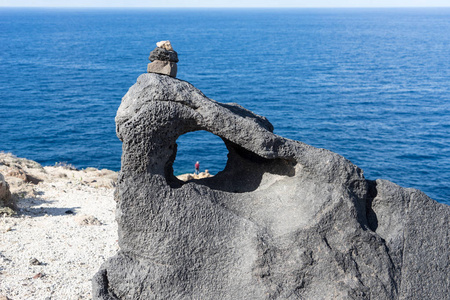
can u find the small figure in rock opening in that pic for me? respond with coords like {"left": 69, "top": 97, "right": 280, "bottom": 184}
{"left": 194, "top": 161, "right": 200, "bottom": 175}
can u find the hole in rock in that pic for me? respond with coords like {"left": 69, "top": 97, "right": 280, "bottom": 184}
{"left": 168, "top": 130, "right": 296, "bottom": 193}
{"left": 172, "top": 130, "right": 228, "bottom": 180}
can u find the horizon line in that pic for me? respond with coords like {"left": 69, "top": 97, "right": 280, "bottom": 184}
{"left": 2, "top": 6, "right": 450, "bottom": 8}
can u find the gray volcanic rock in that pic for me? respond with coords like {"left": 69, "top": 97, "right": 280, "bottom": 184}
{"left": 93, "top": 73, "right": 449, "bottom": 299}
{"left": 149, "top": 47, "right": 179, "bottom": 62}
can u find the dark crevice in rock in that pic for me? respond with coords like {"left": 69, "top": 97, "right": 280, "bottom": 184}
{"left": 323, "top": 236, "right": 332, "bottom": 250}
{"left": 365, "top": 180, "right": 379, "bottom": 232}
{"left": 164, "top": 141, "right": 182, "bottom": 188}
{"left": 383, "top": 243, "right": 400, "bottom": 295}
{"left": 92, "top": 269, "right": 118, "bottom": 300}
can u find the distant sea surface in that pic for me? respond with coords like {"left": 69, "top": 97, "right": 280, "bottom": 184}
{"left": 0, "top": 8, "right": 449, "bottom": 204}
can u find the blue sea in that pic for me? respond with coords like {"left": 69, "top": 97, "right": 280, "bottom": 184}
{"left": 0, "top": 8, "right": 449, "bottom": 204}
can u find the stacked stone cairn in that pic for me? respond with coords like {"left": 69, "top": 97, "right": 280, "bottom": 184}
{"left": 147, "top": 40, "right": 178, "bottom": 78}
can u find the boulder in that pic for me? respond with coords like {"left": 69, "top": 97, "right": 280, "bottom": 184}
{"left": 147, "top": 60, "right": 177, "bottom": 78}
{"left": 93, "top": 73, "right": 449, "bottom": 300}
{"left": 176, "top": 173, "right": 194, "bottom": 181}
{"left": 0, "top": 173, "right": 15, "bottom": 213}
{"left": 0, "top": 173, "right": 11, "bottom": 201}
{"left": 149, "top": 47, "right": 179, "bottom": 63}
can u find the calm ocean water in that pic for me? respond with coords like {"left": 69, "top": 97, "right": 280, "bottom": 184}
{"left": 0, "top": 8, "right": 449, "bottom": 204}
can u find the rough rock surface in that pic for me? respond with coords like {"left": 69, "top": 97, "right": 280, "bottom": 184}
{"left": 93, "top": 73, "right": 449, "bottom": 300}
{"left": 0, "top": 172, "right": 14, "bottom": 212}
{"left": 147, "top": 60, "right": 177, "bottom": 77}
{"left": 149, "top": 47, "right": 179, "bottom": 63}
{"left": 0, "top": 173, "right": 11, "bottom": 201}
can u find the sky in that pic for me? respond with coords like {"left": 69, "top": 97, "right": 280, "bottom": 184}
{"left": 1, "top": 0, "right": 450, "bottom": 8}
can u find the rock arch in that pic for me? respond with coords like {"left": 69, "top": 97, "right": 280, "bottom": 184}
{"left": 94, "top": 73, "right": 450, "bottom": 300}
{"left": 115, "top": 74, "right": 297, "bottom": 193}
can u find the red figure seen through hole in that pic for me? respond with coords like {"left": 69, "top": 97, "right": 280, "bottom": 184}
{"left": 195, "top": 161, "right": 200, "bottom": 175}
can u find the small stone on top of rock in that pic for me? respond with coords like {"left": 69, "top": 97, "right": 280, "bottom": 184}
{"left": 156, "top": 40, "right": 173, "bottom": 51}
{"left": 147, "top": 40, "right": 178, "bottom": 78}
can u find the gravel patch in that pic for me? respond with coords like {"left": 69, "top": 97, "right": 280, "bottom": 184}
{"left": 0, "top": 153, "right": 118, "bottom": 300}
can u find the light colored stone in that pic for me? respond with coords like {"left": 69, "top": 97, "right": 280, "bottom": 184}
{"left": 176, "top": 173, "right": 194, "bottom": 181}
{"left": 156, "top": 40, "right": 173, "bottom": 51}
{"left": 176, "top": 171, "right": 213, "bottom": 182}
{"left": 6, "top": 166, "right": 27, "bottom": 181}
{"left": 6, "top": 166, "right": 41, "bottom": 184}
{"left": 0, "top": 173, "right": 10, "bottom": 199}
{"left": 147, "top": 60, "right": 177, "bottom": 78}
{"left": 0, "top": 207, "right": 15, "bottom": 216}
{"left": 75, "top": 215, "right": 102, "bottom": 226}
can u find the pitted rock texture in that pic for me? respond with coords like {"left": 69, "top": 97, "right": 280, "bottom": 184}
{"left": 93, "top": 73, "right": 449, "bottom": 300}
{"left": 149, "top": 47, "right": 179, "bottom": 63}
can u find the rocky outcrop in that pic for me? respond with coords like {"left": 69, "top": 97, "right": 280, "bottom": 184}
{"left": 93, "top": 73, "right": 449, "bottom": 299}
{"left": 0, "top": 152, "right": 118, "bottom": 195}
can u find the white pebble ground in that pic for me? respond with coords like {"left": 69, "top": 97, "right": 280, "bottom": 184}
{"left": 0, "top": 154, "right": 118, "bottom": 300}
